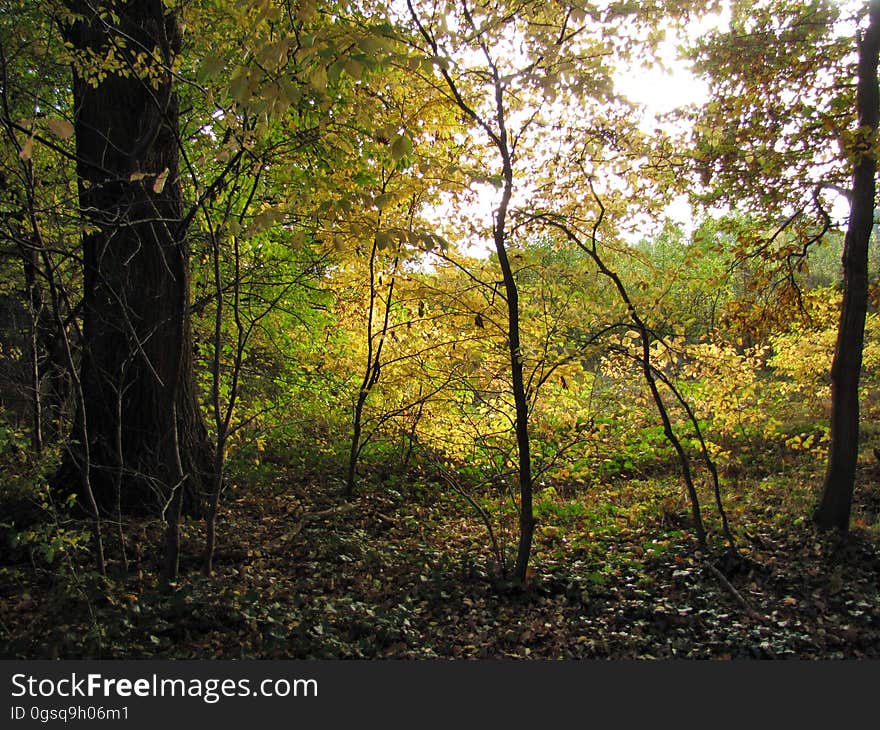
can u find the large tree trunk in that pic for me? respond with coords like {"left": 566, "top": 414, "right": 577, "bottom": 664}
{"left": 815, "top": 0, "right": 880, "bottom": 530}
{"left": 61, "top": 0, "right": 211, "bottom": 517}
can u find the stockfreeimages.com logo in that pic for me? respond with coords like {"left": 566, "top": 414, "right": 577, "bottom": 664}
{"left": 11, "top": 673, "right": 317, "bottom": 705}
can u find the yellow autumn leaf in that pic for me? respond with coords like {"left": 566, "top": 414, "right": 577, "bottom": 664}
{"left": 309, "top": 66, "right": 328, "bottom": 91}
{"left": 18, "top": 135, "right": 34, "bottom": 161}
{"left": 153, "top": 167, "right": 170, "bottom": 193}
{"left": 391, "top": 134, "right": 413, "bottom": 161}
{"left": 46, "top": 118, "right": 74, "bottom": 140}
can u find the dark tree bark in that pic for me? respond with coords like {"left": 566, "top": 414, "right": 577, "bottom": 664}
{"left": 815, "top": 0, "right": 880, "bottom": 530}
{"left": 406, "top": 0, "right": 536, "bottom": 585}
{"left": 497, "top": 215, "right": 536, "bottom": 586}
{"left": 346, "top": 235, "right": 398, "bottom": 499}
{"left": 490, "top": 138, "right": 534, "bottom": 585}
{"left": 61, "top": 0, "right": 211, "bottom": 519}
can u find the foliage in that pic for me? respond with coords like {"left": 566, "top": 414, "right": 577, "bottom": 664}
{"left": 3, "top": 461, "right": 880, "bottom": 659}
{"left": 1, "top": 0, "right": 879, "bottom": 659}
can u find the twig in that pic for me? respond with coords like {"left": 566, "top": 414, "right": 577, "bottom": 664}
{"left": 283, "top": 502, "right": 360, "bottom": 541}
{"left": 704, "top": 561, "right": 763, "bottom": 620}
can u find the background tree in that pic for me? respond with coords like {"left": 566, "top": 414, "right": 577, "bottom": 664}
{"left": 404, "top": 0, "right": 540, "bottom": 583}
{"left": 0, "top": 2, "right": 76, "bottom": 457}
{"left": 689, "top": 0, "right": 880, "bottom": 530}
{"left": 815, "top": 0, "right": 880, "bottom": 529}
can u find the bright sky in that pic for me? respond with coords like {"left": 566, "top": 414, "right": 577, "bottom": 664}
{"left": 612, "top": 10, "right": 730, "bottom": 236}
{"left": 423, "top": 5, "right": 852, "bottom": 257}
{"left": 614, "top": 8, "right": 852, "bottom": 232}
{"left": 425, "top": 9, "right": 735, "bottom": 255}
{"left": 615, "top": 61, "right": 707, "bottom": 235}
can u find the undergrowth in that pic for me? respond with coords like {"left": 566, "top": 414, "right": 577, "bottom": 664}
{"left": 1, "top": 443, "right": 878, "bottom": 659}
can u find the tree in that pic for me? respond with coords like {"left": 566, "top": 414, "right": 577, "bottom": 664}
{"left": 405, "top": 0, "right": 537, "bottom": 583}
{"left": 689, "top": 0, "right": 880, "bottom": 530}
{"left": 815, "top": 0, "right": 880, "bottom": 529}
{"left": 397, "top": 0, "right": 727, "bottom": 579}
{"left": 0, "top": 3, "right": 74, "bottom": 457}
{"left": 61, "top": 0, "right": 212, "bottom": 575}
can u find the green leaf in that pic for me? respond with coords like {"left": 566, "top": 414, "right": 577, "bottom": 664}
{"left": 199, "top": 54, "right": 226, "bottom": 82}
{"left": 309, "top": 66, "right": 328, "bottom": 91}
{"left": 343, "top": 59, "right": 363, "bottom": 80}
{"left": 375, "top": 231, "right": 394, "bottom": 250}
{"left": 391, "top": 134, "right": 413, "bottom": 161}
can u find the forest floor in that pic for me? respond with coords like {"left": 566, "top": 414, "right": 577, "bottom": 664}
{"left": 2, "top": 454, "right": 880, "bottom": 659}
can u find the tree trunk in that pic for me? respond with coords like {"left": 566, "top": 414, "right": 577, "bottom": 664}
{"left": 494, "top": 165, "right": 534, "bottom": 585}
{"left": 346, "top": 391, "right": 367, "bottom": 498}
{"left": 504, "top": 259, "right": 535, "bottom": 585}
{"left": 61, "top": 1, "right": 211, "bottom": 516}
{"left": 22, "top": 249, "right": 44, "bottom": 455}
{"left": 815, "top": 1, "right": 880, "bottom": 530}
